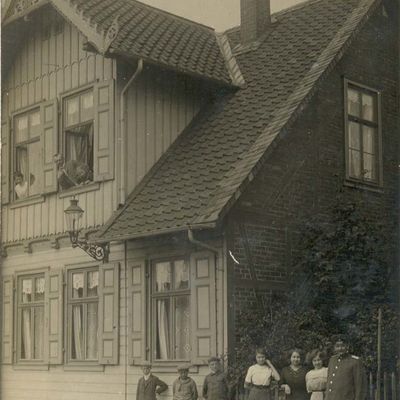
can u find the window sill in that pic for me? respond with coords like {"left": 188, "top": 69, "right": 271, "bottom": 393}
{"left": 63, "top": 364, "right": 105, "bottom": 372}
{"left": 344, "top": 179, "right": 384, "bottom": 193}
{"left": 13, "top": 364, "right": 50, "bottom": 371}
{"left": 59, "top": 182, "right": 100, "bottom": 198}
{"left": 10, "top": 195, "right": 45, "bottom": 209}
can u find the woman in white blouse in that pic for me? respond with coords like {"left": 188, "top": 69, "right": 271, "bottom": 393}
{"left": 244, "top": 348, "right": 280, "bottom": 400}
{"left": 305, "top": 350, "right": 328, "bottom": 400}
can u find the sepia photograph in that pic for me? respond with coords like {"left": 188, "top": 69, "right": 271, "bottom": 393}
{"left": 0, "top": 0, "right": 399, "bottom": 399}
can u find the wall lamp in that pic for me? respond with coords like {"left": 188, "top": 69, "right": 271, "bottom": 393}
{"left": 64, "top": 198, "right": 109, "bottom": 262}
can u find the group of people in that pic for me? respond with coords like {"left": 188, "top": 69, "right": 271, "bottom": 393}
{"left": 136, "top": 336, "right": 366, "bottom": 400}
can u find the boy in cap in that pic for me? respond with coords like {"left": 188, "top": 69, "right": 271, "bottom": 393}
{"left": 172, "top": 364, "right": 198, "bottom": 400}
{"left": 202, "top": 356, "right": 229, "bottom": 400}
{"left": 136, "top": 361, "right": 168, "bottom": 400}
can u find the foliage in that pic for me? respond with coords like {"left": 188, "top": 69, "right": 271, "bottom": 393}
{"left": 228, "top": 199, "right": 398, "bottom": 392}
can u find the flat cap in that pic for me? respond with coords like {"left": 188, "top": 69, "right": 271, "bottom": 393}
{"left": 177, "top": 363, "right": 191, "bottom": 371}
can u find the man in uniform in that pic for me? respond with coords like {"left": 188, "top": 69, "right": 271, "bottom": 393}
{"left": 325, "top": 336, "right": 367, "bottom": 400}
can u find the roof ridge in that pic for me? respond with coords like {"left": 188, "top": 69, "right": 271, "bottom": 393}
{"left": 194, "top": 0, "right": 380, "bottom": 226}
{"left": 122, "top": 0, "right": 216, "bottom": 33}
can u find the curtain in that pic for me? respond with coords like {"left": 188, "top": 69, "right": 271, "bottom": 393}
{"left": 72, "top": 306, "right": 83, "bottom": 360}
{"left": 86, "top": 303, "right": 98, "bottom": 359}
{"left": 67, "top": 130, "right": 87, "bottom": 163}
{"left": 28, "top": 141, "right": 41, "bottom": 196}
{"left": 157, "top": 299, "right": 170, "bottom": 360}
{"left": 34, "top": 308, "right": 44, "bottom": 359}
{"left": 175, "top": 296, "right": 190, "bottom": 359}
{"left": 21, "top": 309, "right": 32, "bottom": 359}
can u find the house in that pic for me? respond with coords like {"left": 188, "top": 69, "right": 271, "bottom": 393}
{"left": 1, "top": 0, "right": 398, "bottom": 399}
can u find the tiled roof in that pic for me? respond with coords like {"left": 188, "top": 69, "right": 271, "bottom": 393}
{"left": 97, "top": 0, "right": 379, "bottom": 243}
{"left": 72, "top": 0, "right": 232, "bottom": 84}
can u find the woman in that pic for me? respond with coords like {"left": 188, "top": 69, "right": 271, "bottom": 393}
{"left": 305, "top": 350, "right": 328, "bottom": 400}
{"left": 244, "top": 347, "right": 280, "bottom": 400}
{"left": 280, "top": 349, "right": 309, "bottom": 400}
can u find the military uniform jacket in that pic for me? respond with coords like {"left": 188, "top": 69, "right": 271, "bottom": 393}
{"left": 136, "top": 374, "right": 168, "bottom": 400}
{"left": 325, "top": 354, "right": 367, "bottom": 400}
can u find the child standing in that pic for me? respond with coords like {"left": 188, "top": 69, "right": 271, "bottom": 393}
{"left": 173, "top": 364, "right": 198, "bottom": 400}
{"left": 244, "top": 348, "right": 280, "bottom": 400}
{"left": 202, "top": 356, "right": 229, "bottom": 400}
{"left": 136, "top": 361, "right": 168, "bottom": 400}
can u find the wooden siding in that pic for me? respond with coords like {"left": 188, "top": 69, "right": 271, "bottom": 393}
{"left": 125, "top": 69, "right": 204, "bottom": 192}
{"left": 0, "top": 241, "right": 227, "bottom": 400}
{"left": 1, "top": 16, "right": 117, "bottom": 243}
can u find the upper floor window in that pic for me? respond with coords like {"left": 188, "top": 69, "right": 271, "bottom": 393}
{"left": 13, "top": 108, "right": 42, "bottom": 200}
{"left": 345, "top": 80, "right": 382, "bottom": 185}
{"left": 17, "top": 274, "right": 46, "bottom": 362}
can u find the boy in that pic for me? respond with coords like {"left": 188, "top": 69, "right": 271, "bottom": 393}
{"left": 202, "top": 356, "right": 229, "bottom": 400}
{"left": 136, "top": 361, "right": 168, "bottom": 400}
{"left": 172, "top": 364, "right": 198, "bottom": 400}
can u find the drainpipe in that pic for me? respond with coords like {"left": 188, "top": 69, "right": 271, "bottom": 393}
{"left": 187, "top": 227, "right": 219, "bottom": 254}
{"left": 119, "top": 59, "right": 144, "bottom": 206}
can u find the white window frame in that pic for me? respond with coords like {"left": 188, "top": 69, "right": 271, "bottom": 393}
{"left": 344, "top": 79, "right": 383, "bottom": 187}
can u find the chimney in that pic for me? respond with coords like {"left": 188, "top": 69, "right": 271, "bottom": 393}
{"left": 240, "top": 0, "right": 271, "bottom": 44}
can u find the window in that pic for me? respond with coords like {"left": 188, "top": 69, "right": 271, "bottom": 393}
{"left": 67, "top": 268, "right": 99, "bottom": 362}
{"left": 62, "top": 90, "right": 94, "bottom": 189}
{"left": 152, "top": 259, "right": 191, "bottom": 361}
{"left": 345, "top": 80, "right": 381, "bottom": 185}
{"left": 16, "top": 274, "right": 46, "bottom": 362}
{"left": 13, "top": 108, "right": 42, "bottom": 199}
{"left": 128, "top": 252, "right": 216, "bottom": 366}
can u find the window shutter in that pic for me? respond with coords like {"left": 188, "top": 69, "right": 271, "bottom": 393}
{"left": 127, "top": 259, "right": 147, "bottom": 365}
{"left": 1, "top": 119, "right": 10, "bottom": 204}
{"left": 47, "top": 269, "right": 63, "bottom": 364}
{"left": 93, "top": 80, "right": 114, "bottom": 182}
{"left": 98, "top": 262, "right": 119, "bottom": 365}
{"left": 2, "top": 275, "right": 14, "bottom": 364}
{"left": 190, "top": 251, "right": 217, "bottom": 364}
{"left": 41, "top": 99, "right": 58, "bottom": 194}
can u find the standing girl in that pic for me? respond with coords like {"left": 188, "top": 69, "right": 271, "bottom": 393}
{"left": 244, "top": 348, "right": 280, "bottom": 400}
{"left": 305, "top": 350, "right": 328, "bottom": 400}
{"left": 280, "top": 349, "right": 309, "bottom": 400}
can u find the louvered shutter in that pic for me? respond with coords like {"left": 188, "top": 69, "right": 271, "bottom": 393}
{"left": 98, "top": 262, "right": 119, "bottom": 364}
{"left": 190, "top": 251, "right": 217, "bottom": 364}
{"left": 93, "top": 80, "right": 114, "bottom": 182}
{"left": 47, "top": 269, "right": 63, "bottom": 364}
{"left": 127, "top": 259, "right": 147, "bottom": 365}
{"left": 2, "top": 275, "right": 14, "bottom": 364}
{"left": 41, "top": 99, "right": 58, "bottom": 194}
{"left": 1, "top": 119, "right": 10, "bottom": 204}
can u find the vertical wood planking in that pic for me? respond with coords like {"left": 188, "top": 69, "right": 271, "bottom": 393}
{"left": 34, "top": 203, "right": 42, "bottom": 237}
{"left": 146, "top": 77, "right": 155, "bottom": 172}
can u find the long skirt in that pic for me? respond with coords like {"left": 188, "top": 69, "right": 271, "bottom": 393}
{"left": 248, "top": 386, "right": 272, "bottom": 400}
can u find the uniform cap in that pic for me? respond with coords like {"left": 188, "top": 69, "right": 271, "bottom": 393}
{"left": 140, "top": 361, "right": 152, "bottom": 367}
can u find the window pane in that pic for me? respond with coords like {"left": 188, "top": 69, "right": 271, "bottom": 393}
{"left": 33, "top": 307, "right": 44, "bottom": 359}
{"left": 21, "top": 308, "right": 32, "bottom": 359}
{"left": 66, "top": 96, "right": 79, "bottom": 127}
{"left": 87, "top": 271, "right": 99, "bottom": 297}
{"left": 34, "top": 277, "right": 45, "bottom": 301}
{"left": 15, "top": 147, "right": 29, "bottom": 199}
{"left": 22, "top": 279, "right": 32, "bottom": 303}
{"left": 155, "top": 262, "right": 172, "bottom": 292}
{"left": 175, "top": 296, "right": 190, "bottom": 359}
{"left": 86, "top": 303, "right": 98, "bottom": 360}
{"left": 156, "top": 298, "right": 171, "bottom": 359}
{"left": 29, "top": 111, "right": 41, "bottom": 138}
{"left": 71, "top": 305, "right": 84, "bottom": 360}
{"left": 348, "top": 122, "right": 361, "bottom": 150}
{"left": 347, "top": 88, "right": 360, "bottom": 117}
{"left": 72, "top": 273, "right": 84, "bottom": 298}
{"left": 363, "top": 126, "right": 376, "bottom": 154}
{"left": 80, "top": 92, "right": 94, "bottom": 122}
{"left": 349, "top": 149, "right": 361, "bottom": 178}
{"left": 363, "top": 153, "right": 376, "bottom": 181}
{"left": 174, "top": 260, "right": 189, "bottom": 290}
{"left": 28, "top": 140, "right": 42, "bottom": 196}
{"left": 362, "top": 93, "right": 376, "bottom": 122}
{"left": 15, "top": 115, "right": 28, "bottom": 143}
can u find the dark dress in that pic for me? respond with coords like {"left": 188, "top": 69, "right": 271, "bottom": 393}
{"left": 280, "top": 366, "right": 309, "bottom": 400}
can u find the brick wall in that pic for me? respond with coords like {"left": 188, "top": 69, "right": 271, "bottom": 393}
{"left": 226, "top": 4, "right": 399, "bottom": 336}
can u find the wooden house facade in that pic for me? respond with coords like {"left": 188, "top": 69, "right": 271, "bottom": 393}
{"left": 1, "top": 0, "right": 398, "bottom": 399}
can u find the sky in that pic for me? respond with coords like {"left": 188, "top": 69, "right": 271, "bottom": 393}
{"left": 139, "top": 0, "right": 305, "bottom": 31}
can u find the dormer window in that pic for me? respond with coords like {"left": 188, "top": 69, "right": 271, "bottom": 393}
{"left": 345, "top": 80, "right": 382, "bottom": 186}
